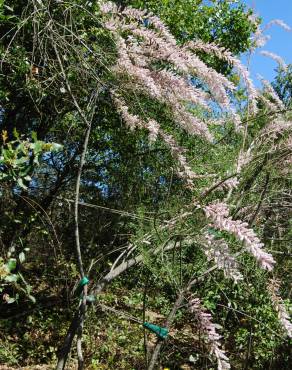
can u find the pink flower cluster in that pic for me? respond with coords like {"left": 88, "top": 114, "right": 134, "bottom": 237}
{"left": 236, "top": 148, "right": 253, "bottom": 173}
{"left": 258, "top": 94, "right": 280, "bottom": 112}
{"left": 248, "top": 13, "right": 267, "bottom": 49}
{"left": 265, "top": 19, "right": 291, "bottom": 32}
{"left": 260, "top": 51, "right": 287, "bottom": 71}
{"left": 188, "top": 40, "right": 258, "bottom": 117}
{"left": 204, "top": 202, "right": 275, "bottom": 271}
{"left": 159, "top": 131, "right": 198, "bottom": 188}
{"left": 100, "top": 1, "right": 248, "bottom": 142}
{"left": 268, "top": 279, "right": 292, "bottom": 338}
{"left": 253, "top": 30, "right": 271, "bottom": 49}
{"left": 122, "top": 6, "right": 177, "bottom": 46}
{"left": 258, "top": 75, "right": 285, "bottom": 110}
{"left": 100, "top": 2, "right": 289, "bottom": 197}
{"left": 113, "top": 97, "right": 197, "bottom": 187}
{"left": 204, "top": 232, "right": 243, "bottom": 283}
{"left": 250, "top": 18, "right": 290, "bottom": 51}
{"left": 255, "top": 120, "right": 292, "bottom": 145}
{"left": 188, "top": 297, "right": 231, "bottom": 370}
{"left": 217, "top": 177, "right": 240, "bottom": 192}
{"left": 113, "top": 97, "right": 144, "bottom": 131}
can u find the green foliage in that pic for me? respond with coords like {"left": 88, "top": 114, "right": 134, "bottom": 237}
{"left": 123, "top": 0, "right": 257, "bottom": 72}
{"left": 0, "top": 131, "right": 62, "bottom": 189}
{"left": 0, "top": 246, "right": 36, "bottom": 305}
{"left": 273, "top": 64, "right": 292, "bottom": 107}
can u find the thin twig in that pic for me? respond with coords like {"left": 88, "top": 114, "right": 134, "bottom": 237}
{"left": 55, "top": 85, "right": 97, "bottom": 370}
{"left": 250, "top": 173, "right": 270, "bottom": 225}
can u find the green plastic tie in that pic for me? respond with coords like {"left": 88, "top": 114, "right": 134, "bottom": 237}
{"left": 143, "top": 322, "right": 169, "bottom": 340}
{"left": 75, "top": 276, "right": 89, "bottom": 297}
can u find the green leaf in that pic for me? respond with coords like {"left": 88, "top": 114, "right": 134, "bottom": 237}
{"left": 31, "top": 131, "right": 38, "bottom": 142}
{"left": 13, "top": 127, "right": 20, "bottom": 140}
{"left": 4, "top": 5, "right": 14, "bottom": 12}
{"left": 33, "top": 141, "right": 43, "bottom": 154}
{"left": 5, "top": 274, "right": 18, "bottom": 283}
{"left": 28, "top": 295, "right": 36, "bottom": 304}
{"left": 7, "top": 258, "right": 17, "bottom": 272}
{"left": 7, "top": 297, "right": 16, "bottom": 304}
{"left": 17, "top": 177, "right": 27, "bottom": 189}
{"left": 15, "top": 157, "right": 28, "bottom": 166}
{"left": 51, "top": 143, "right": 63, "bottom": 151}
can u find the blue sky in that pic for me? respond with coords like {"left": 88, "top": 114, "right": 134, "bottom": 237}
{"left": 242, "top": 0, "right": 292, "bottom": 84}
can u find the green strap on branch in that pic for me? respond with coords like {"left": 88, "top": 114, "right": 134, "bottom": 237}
{"left": 143, "top": 322, "right": 169, "bottom": 340}
{"left": 83, "top": 295, "right": 169, "bottom": 340}
{"left": 75, "top": 276, "right": 89, "bottom": 297}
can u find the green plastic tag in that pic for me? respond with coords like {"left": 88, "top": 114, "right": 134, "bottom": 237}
{"left": 75, "top": 276, "right": 89, "bottom": 296}
{"left": 143, "top": 322, "right": 169, "bottom": 340}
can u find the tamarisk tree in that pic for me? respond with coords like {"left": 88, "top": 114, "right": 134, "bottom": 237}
{"left": 0, "top": 1, "right": 291, "bottom": 369}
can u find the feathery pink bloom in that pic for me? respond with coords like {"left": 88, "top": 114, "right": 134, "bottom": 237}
{"left": 254, "top": 31, "right": 270, "bottom": 48}
{"left": 171, "top": 106, "right": 213, "bottom": 141}
{"left": 114, "top": 97, "right": 159, "bottom": 142}
{"left": 258, "top": 94, "right": 279, "bottom": 112}
{"left": 204, "top": 202, "right": 275, "bottom": 271}
{"left": 256, "top": 120, "right": 292, "bottom": 144}
{"left": 128, "top": 27, "right": 235, "bottom": 107}
{"left": 204, "top": 232, "right": 243, "bottom": 282}
{"left": 99, "top": 1, "right": 117, "bottom": 14}
{"left": 268, "top": 279, "right": 292, "bottom": 338}
{"left": 188, "top": 40, "right": 258, "bottom": 115}
{"left": 101, "top": 0, "right": 265, "bottom": 185}
{"left": 258, "top": 75, "right": 285, "bottom": 110}
{"left": 113, "top": 98, "right": 198, "bottom": 187}
{"left": 229, "top": 109, "right": 243, "bottom": 131}
{"left": 106, "top": 26, "right": 214, "bottom": 139}
{"left": 122, "top": 6, "right": 177, "bottom": 45}
{"left": 113, "top": 36, "right": 163, "bottom": 99}
{"left": 260, "top": 51, "right": 287, "bottom": 70}
{"left": 121, "top": 6, "right": 147, "bottom": 20}
{"left": 147, "top": 119, "right": 160, "bottom": 142}
{"left": 153, "top": 69, "right": 211, "bottom": 109}
{"left": 217, "top": 177, "right": 240, "bottom": 191}
{"left": 114, "top": 98, "right": 144, "bottom": 131}
{"left": 159, "top": 131, "right": 198, "bottom": 188}
{"left": 249, "top": 15, "right": 270, "bottom": 49}
{"left": 189, "top": 297, "right": 231, "bottom": 370}
{"left": 265, "top": 19, "right": 291, "bottom": 32}
{"left": 236, "top": 148, "right": 253, "bottom": 173}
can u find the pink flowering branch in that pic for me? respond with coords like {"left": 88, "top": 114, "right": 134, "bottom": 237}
{"left": 113, "top": 97, "right": 198, "bottom": 187}
{"left": 188, "top": 40, "right": 258, "bottom": 116}
{"left": 268, "top": 279, "right": 292, "bottom": 338}
{"left": 204, "top": 202, "right": 275, "bottom": 271}
{"left": 260, "top": 51, "right": 287, "bottom": 71}
{"left": 255, "top": 120, "right": 292, "bottom": 146}
{"left": 188, "top": 297, "right": 231, "bottom": 370}
{"left": 101, "top": 0, "right": 246, "bottom": 132}
{"left": 203, "top": 231, "right": 243, "bottom": 283}
{"left": 258, "top": 75, "right": 285, "bottom": 110}
{"left": 265, "top": 19, "right": 291, "bottom": 32}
